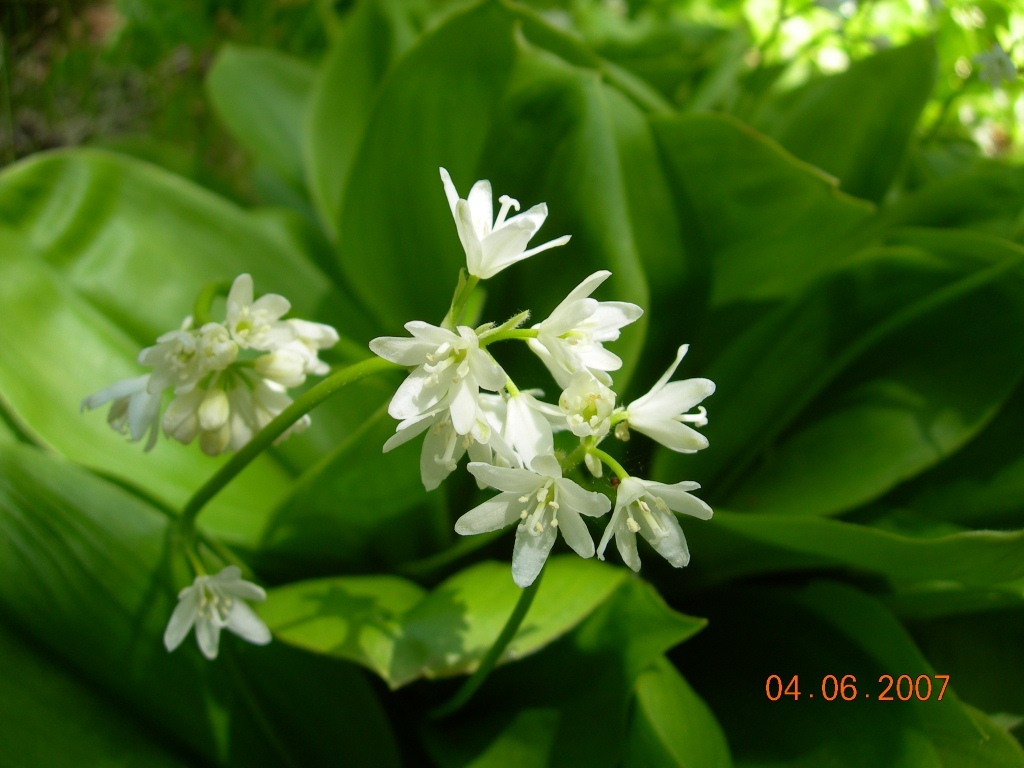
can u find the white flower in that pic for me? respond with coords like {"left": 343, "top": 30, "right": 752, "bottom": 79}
{"left": 163, "top": 566, "right": 271, "bottom": 660}
{"left": 225, "top": 273, "right": 294, "bottom": 351}
{"left": 196, "top": 322, "right": 239, "bottom": 372}
{"left": 80, "top": 374, "right": 162, "bottom": 451}
{"left": 254, "top": 344, "right": 310, "bottom": 387}
{"left": 974, "top": 43, "right": 1017, "bottom": 88}
{"left": 597, "top": 477, "right": 712, "bottom": 572}
{"left": 559, "top": 371, "right": 616, "bottom": 438}
{"left": 287, "top": 318, "right": 339, "bottom": 375}
{"left": 503, "top": 389, "right": 562, "bottom": 466}
{"left": 370, "top": 322, "right": 506, "bottom": 435}
{"left": 439, "top": 168, "right": 570, "bottom": 279}
{"left": 621, "top": 345, "right": 714, "bottom": 453}
{"left": 455, "top": 456, "right": 611, "bottom": 587}
{"left": 528, "top": 271, "right": 642, "bottom": 387}
{"left": 139, "top": 324, "right": 203, "bottom": 395}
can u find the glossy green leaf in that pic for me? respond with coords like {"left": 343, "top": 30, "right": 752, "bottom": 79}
{"left": 423, "top": 576, "right": 705, "bottom": 767}
{"left": 0, "top": 442, "right": 400, "bottom": 767}
{"left": 627, "top": 657, "right": 733, "bottom": 768}
{"left": 660, "top": 244, "right": 1024, "bottom": 517}
{"left": 0, "top": 149, "right": 373, "bottom": 545}
{"left": 303, "top": 0, "right": 416, "bottom": 236}
{"left": 679, "top": 582, "right": 1024, "bottom": 768}
{"left": 0, "top": 621, "right": 191, "bottom": 768}
{"left": 651, "top": 112, "right": 873, "bottom": 307}
{"left": 880, "top": 163, "right": 1024, "bottom": 243}
{"left": 683, "top": 510, "right": 1024, "bottom": 589}
{"left": 480, "top": 42, "right": 650, "bottom": 387}
{"left": 909, "top": 607, "right": 1024, "bottom": 730}
{"left": 206, "top": 45, "right": 315, "bottom": 188}
{"left": 256, "top": 406, "right": 443, "bottom": 578}
{"left": 755, "top": 38, "right": 937, "bottom": 202}
{"left": 336, "top": 0, "right": 520, "bottom": 328}
{"left": 261, "top": 556, "right": 627, "bottom": 688}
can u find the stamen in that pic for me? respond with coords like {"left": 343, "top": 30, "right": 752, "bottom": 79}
{"left": 494, "top": 195, "right": 521, "bottom": 227}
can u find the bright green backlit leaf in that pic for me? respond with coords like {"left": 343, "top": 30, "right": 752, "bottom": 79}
{"left": 755, "top": 38, "right": 937, "bottom": 203}
{"left": 261, "top": 556, "right": 627, "bottom": 688}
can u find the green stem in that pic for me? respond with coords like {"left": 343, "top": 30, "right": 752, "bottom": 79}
{"left": 192, "top": 280, "right": 233, "bottom": 326}
{"left": 431, "top": 567, "right": 545, "bottom": 719}
{"left": 481, "top": 328, "right": 539, "bottom": 345}
{"left": 442, "top": 272, "right": 480, "bottom": 329}
{"left": 179, "top": 356, "right": 400, "bottom": 543}
{"left": 560, "top": 439, "right": 591, "bottom": 474}
{"left": 588, "top": 448, "right": 629, "bottom": 481}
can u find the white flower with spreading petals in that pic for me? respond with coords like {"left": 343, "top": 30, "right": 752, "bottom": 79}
{"left": 439, "top": 168, "right": 571, "bottom": 279}
{"left": 559, "top": 371, "right": 616, "bottom": 438}
{"left": 139, "top": 324, "right": 203, "bottom": 395}
{"left": 597, "top": 477, "right": 712, "bottom": 572}
{"left": 80, "top": 374, "right": 162, "bottom": 451}
{"left": 529, "top": 271, "right": 643, "bottom": 387}
{"left": 621, "top": 345, "right": 714, "bottom": 453}
{"left": 225, "top": 273, "right": 294, "bottom": 351}
{"left": 455, "top": 456, "right": 611, "bottom": 587}
{"left": 370, "top": 322, "right": 506, "bottom": 435}
{"left": 163, "top": 566, "right": 271, "bottom": 660}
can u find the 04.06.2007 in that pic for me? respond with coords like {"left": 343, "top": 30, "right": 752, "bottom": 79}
{"left": 766, "top": 674, "right": 950, "bottom": 702}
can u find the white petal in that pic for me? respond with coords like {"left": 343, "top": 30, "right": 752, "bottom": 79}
{"left": 630, "top": 418, "right": 708, "bottom": 453}
{"left": 556, "top": 508, "right": 594, "bottom": 558}
{"left": 640, "top": 507, "right": 690, "bottom": 568}
{"left": 389, "top": 368, "right": 440, "bottom": 420}
{"left": 615, "top": 521, "right": 642, "bottom": 572}
{"left": 227, "top": 273, "right": 254, "bottom": 314}
{"left": 81, "top": 375, "right": 148, "bottom": 410}
{"left": 456, "top": 200, "right": 483, "bottom": 277}
{"left": 505, "top": 396, "right": 554, "bottom": 465}
{"left": 195, "top": 617, "right": 222, "bottom": 660}
{"left": 383, "top": 411, "right": 440, "bottom": 452}
{"left": 439, "top": 167, "right": 460, "bottom": 216}
{"left": 467, "top": 179, "right": 493, "bottom": 238}
{"left": 221, "top": 580, "right": 267, "bottom": 602}
{"left": 455, "top": 492, "right": 523, "bottom": 534}
{"left": 518, "top": 234, "right": 571, "bottom": 261}
{"left": 541, "top": 297, "right": 598, "bottom": 337}
{"left": 576, "top": 345, "right": 623, "bottom": 373}
{"left": 554, "top": 478, "right": 611, "bottom": 518}
{"left": 529, "top": 454, "right": 563, "bottom": 479}
{"left": 251, "top": 293, "right": 290, "bottom": 321}
{"left": 477, "top": 222, "right": 537, "bottom": 279}
{"left": 527, "top": 339, "right": 573, "bottom": 389}
{"left": 468, "top": 462, "right": 542, "bottom": 493}
{"left": 420, "top": 421, "right": 464, "bottom": 491}
{"left": 630, "top": 378, "right": 715, "bottom": 420}
{"left": 163, "top": 589, "right": 199, "bottom": 652}
{"left": 586, "top": 302, "right": 644, "bottom": 341}
{"left": 225, "top": 601, "right": 272, "bottom": 645}
{"left": 639, "top": 481, "right": 713, "bottom": 520}
{"left": 369, "top": 336, "right": 435, "bottom": 365}
{"left": 596, "top": 505, "right": 620, "bottom": 561}
{"left": 468, "top": 348, "right": 507, "bottom": 392}
{"left": 500, "top": 201, "right": 547, "bottom": 234}
{"left": 406, "top": 321, "right": 459, "bottom": 345}
{"left": 448, "top": 380, "right": 478, "bottom": 435}
{"left": 638, "top": 345, "right": 688, "bottom": 401}
{"left": 615, "top": 477, "right": 647, "bottom": 508}
{"left": 512, "top": 522, "right": 557, "bottom": 587}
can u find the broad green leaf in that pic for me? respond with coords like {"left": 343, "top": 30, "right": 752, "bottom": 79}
{"left": 909, "top": 607, "right": 1024, "bottom": 728}
{"left": 257, "top": 411, "right": 444, "bottom": 577}
{"left": 627, "top": 657, "right": 733, "bottom": 768}
{"left": 0, "top": 443, "right": 400, "bottom": 767}
{"left": 206, "top": 45, "right": 316, "bottom": 188}
{"left": 0, "top": 149, "right": 372, "bottom": 545}
{"left": 478, "top": 41, "right": 650, "bottom": 387}
{"left": 303, "top": 0, "right": 417, "bottom": 236}
{"left": 336, "top": 0, "right": 520, "bottom": 328}
{"left": 880, "top": 163, "right": 1024, "bottom": 243}
{"left": 0, "top": 621, "right": 191, "bottom": 767}
{"left": 659, "top": 244, "right": 1024, "bottom": 517}
{"left": 651, "top": 113, "right": 873, "bottom": 307}
{"left": 679, "top": 582, "right": 1024, "bottom": 768}
{"left": 261, "top": 556, "right": 627, "bottom": 688}
{"left": 754, "top": 38, "right": 937, "bottom": 203}
{"left": 683, "top": 510, "right": 1024, "bottom": 589}
{"left": 423, "top": 576, "right": 705, "bottom": 767}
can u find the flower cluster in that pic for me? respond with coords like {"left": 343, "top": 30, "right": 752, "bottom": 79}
{"left": 371, "top": 168, "right": 716, "bottom": 586}
{"left": 82, "top": 274, "right": 339, "bottom": 455}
